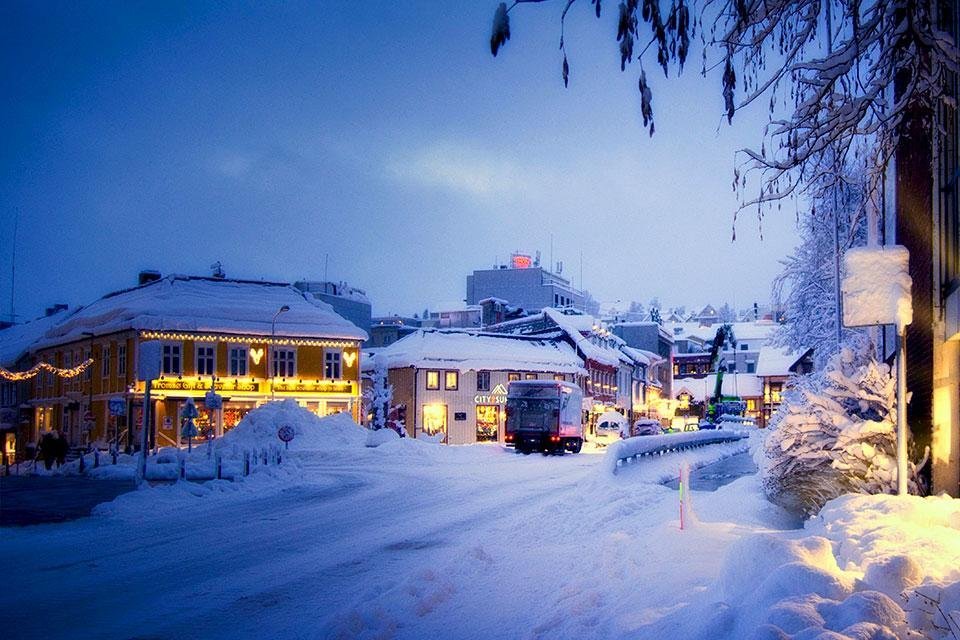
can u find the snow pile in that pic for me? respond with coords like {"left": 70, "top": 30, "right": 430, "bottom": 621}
{"left": 700, "top": 493, "right": 960, "bottom": 640}
{"left": 218, "top": 400, "right": 367, "bottom": 451}
{"left": 761, "top": 345, "right": 920, "bottom": 515}
{"left": 841, "top": 245, "right": 913, "bottom": 330}
{"left": 606, "top": 430, "right": 748, "bottom": 474}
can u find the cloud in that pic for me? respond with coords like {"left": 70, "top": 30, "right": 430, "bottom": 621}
{"left": 387, "top": 142, "right": 547, "bottom": 199}
{"left": 208, "top": 150, "right": 258, "bottom": 178}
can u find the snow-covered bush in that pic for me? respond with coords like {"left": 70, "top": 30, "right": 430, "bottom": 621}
{"left": 761, "top": 343, "right": 921, "bottom": 516}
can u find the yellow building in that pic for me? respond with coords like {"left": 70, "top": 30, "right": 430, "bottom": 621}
{"left": 27, "top": 275, "right": 367, "bottom": 449}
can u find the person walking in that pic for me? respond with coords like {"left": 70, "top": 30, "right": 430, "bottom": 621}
{"left": 55, "top": 430, "right": 68, "bottom": 468}
{"left": 39, "top": 431, "right": 56, "bottom": 470}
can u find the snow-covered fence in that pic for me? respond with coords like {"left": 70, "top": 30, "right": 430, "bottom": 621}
{"left": 606, "top": 430, "right": 748, "bottom": 474}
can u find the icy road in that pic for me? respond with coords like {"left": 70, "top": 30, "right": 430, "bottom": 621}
{"left": 4, "top": 438, "right": 788, "bottom": 640}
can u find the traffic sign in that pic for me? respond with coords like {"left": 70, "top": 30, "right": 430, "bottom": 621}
{"left": 108, "top": 397, "right": 126, "bottom": 416}
{"left": 277, "top": 425, "right": 295, "bottom": 443}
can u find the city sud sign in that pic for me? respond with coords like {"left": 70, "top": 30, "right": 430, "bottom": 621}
{"left": 475, "top": 383, "right": 508, "bottom": 405}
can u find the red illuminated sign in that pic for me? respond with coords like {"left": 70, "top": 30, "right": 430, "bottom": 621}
{"left": 511, "top": 254, "right": 533, "bottom": 269}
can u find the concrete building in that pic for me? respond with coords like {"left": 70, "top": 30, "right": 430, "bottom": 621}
{"left": 466, "top": 253, "right": 585, "bottom": 313}
{"left": 294, "top": 281, "right": 372, "bottom": 339}
{"left": 368, "top": 315, "right": 427, "bottom": 348}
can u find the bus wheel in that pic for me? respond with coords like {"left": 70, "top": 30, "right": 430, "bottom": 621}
{"left": 569, "top": 439, "right": 583, "bottom": 454}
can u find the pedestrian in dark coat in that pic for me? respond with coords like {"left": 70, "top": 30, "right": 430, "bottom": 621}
{"left": 40, "top": 431, "right": 56, "bottom": 470}
{"left": 55, "top": 431, "right": 68, "bottom": 468}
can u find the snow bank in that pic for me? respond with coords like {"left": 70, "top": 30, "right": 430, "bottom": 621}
{"left": 693, "top": 493, "right": 960, "bottom": 639}
{"left": 217, "top": 400, "right": 367, "bottom": 451}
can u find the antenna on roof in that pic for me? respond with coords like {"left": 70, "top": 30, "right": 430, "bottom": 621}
{"left": 210, "top": 261, "right": 225, "bottom": 279}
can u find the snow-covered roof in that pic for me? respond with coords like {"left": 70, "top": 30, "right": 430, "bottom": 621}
{"left": 542, "top": 309, "right": 622, "bottom": 367}
{"left": 364, "top": 329, "right": 586, "bottom": 375}
{"left": 0, "top": 308, "right": 73, "bottom": 366}
{"left": 663, "top": 320, "right": 778, "bottom": 344}
{"left": 33, "top": 275, "right": 368, "bottom": 350}
{"left": 673, "top": 373, "right": 763, "bottom": 401}
{"left": 756, "top": 346, "right": 810, "bottom": 377}
{"left": 620, "top": 346, "right": 662, "bottom": 366}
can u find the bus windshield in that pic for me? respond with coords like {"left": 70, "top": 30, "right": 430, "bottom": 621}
{"left": 506, "top": 398, "right": 559, "bottom": 431}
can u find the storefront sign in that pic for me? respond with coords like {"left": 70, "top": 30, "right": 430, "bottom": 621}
{"left": 152, "top": 378, "right": 259, "bottom": 393}
{"left": 272, "top": 381, "right": 352, "bottom": 394}
{"left": 474, "top": 383, "right": 508, "bottom": 405}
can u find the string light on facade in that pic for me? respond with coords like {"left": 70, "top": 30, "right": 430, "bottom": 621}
{"left": 139, "top": 331, "right": 357, "bottom": 348}
{"left": 0, "top": 359, "right": 95, "bottom": 382}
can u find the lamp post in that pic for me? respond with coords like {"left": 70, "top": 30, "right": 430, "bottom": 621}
{"left": 81, "top": 331, "right": 95, "bottom": 447}
{"left": 270, "top": 305, "right": 290, "bottom": 400}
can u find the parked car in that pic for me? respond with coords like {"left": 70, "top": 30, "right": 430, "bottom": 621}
{"left": 594, "top": 410, "right": 630, "bottom": 445}
{"left": 631, "top": 419, "right": 662, "bottom": 436}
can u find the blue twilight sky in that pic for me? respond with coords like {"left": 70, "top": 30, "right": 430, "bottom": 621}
{"left": 1, "top": 1, "right": 800, "bottom": 323}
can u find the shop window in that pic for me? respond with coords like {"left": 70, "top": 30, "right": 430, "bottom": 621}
{"left": 476, "top": 371, "right": 491, "bottom": 392}
{"left": 272, "top": 349, "right": 296, "bottom": 378}
{"left": 422, "top": 404, "right": 447, "bottom": 441}
{"left": 117, "top": 345, "right": 127, "bottom": 378}
{"left": 324, "top": 350, "right": 342, "bottom": 379}
{"left": 162, "top": 344, "right": 182, "bottom": 375}
{"left": 229, "top": 347, "right": 247, "bottom": 376}
{"left": 508, "top": 372, "right": 520, "bottom": 382}
{"left": 426, "top": 370, "right": 440, "bottom": 390}
{"left": 476, "top": 405, "right": 499, "bottom": 442}
{"left": 554, "top": 374, "right": 565, "bottom": 382}
{"left": 196, "top": 345, "right": 216, "bottom": 376}
{"left": 444, "top": 371, "right": 459, "bottom": 390}
{"left": 524, "top": 373, "right": 537, "bottom": 380}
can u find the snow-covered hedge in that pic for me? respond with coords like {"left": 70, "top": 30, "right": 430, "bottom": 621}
{"left": 760, "top": 345, "right": 921, "bottom": 516}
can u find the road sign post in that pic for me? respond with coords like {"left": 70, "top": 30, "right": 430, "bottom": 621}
{"left": 137, "top": 341, "right": 162, "bottom": 484}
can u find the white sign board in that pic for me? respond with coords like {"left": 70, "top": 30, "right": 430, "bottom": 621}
{"left": 138, "top": 340, "right": 162, "bottom": 381}
{"left": 841, "top": 245, "right": 912, "bottom": 330}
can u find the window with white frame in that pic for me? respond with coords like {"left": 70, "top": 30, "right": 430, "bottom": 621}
{"left": 162, "top": 343, "right": 182, "bottom": 375}
{"left": 101, "top": 345, "right": 110, "bottom": 377}
{"left": 117, "top": 345, "right": 127, "bottom": 378}
{"left": 324, "top": 350, "right": 342, "bottom": 379}
{"left": 272, "top": 348, "right": 296, "bottom": 378}
{"left": 229, "top": 346, "right": 247, "bottom": 376}
{"left": 196, "top": 344, "right": 216, "bottom": 376}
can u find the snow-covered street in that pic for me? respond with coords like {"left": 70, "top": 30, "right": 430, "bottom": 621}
{"left": 3, "top": 431, "right": 767, "bottom": 640}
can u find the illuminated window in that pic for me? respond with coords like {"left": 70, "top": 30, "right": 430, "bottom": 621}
{"left": 444, "top": 371, "right": 459, "bottom": 390}
{"left": 229, "top": 347, "right": 247, "bottom": 376}
{"left": 196, "top": 345, "right": 215, "bottom": 376}
{"left": 554, "top": 374, "right": 565, "bottom": 381}
{"left": 426, "top": 370, "right": 440, "bottom": 390}
{"left": 524, "top": 373, "right": 537, "bottom": 380}
{"left": 746, "top": 398, "right": 757, "bottom": 411}
{"left": 508, "top": 373, "right": 520, "bottom": 382}
{"left": 162, "top": 344, "right": 181, "bottom": 375}
{"left": 476, "top": 371, "right": 490, "bottom": 391}
{"left": 272, "top": 349, "right": 296, "bottom": 378}
{"left": 422, "top": 403, "right": 446, "bottom": 440}
{"left": 476, "top": 405, "right": 499, "bottom": 442}
{"left": 324, "top": 350, "right": 342, "bottom": 379}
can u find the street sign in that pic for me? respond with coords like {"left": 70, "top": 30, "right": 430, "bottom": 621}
{"left": 162, "top": 416, "right": 173, "bottom": 429}
{"left": 138, "top": 340, "right": 162, "bottom": 381}
{"left": 108, "top": 397, "right": 126, "bottom": 416}
{"left": 841, "top": 245, "right": 912, "bottom": 330}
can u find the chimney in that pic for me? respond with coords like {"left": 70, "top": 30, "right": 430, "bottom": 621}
{"left": 138, "top": 270, "right": 162, "bottom": 285}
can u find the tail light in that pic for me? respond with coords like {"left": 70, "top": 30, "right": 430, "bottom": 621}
{"left": 551, "top": 436, "right": 560, "bottom": 442}
{"left": 505, "top": 434, "right": 513, "bottom": 441}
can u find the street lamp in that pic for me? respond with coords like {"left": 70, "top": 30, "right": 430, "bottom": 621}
{"left": 81, "top": 331, "right": 95, "bottom": 447}
{"left": 270, "top": 305, "right": 290, "bottom": 400}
